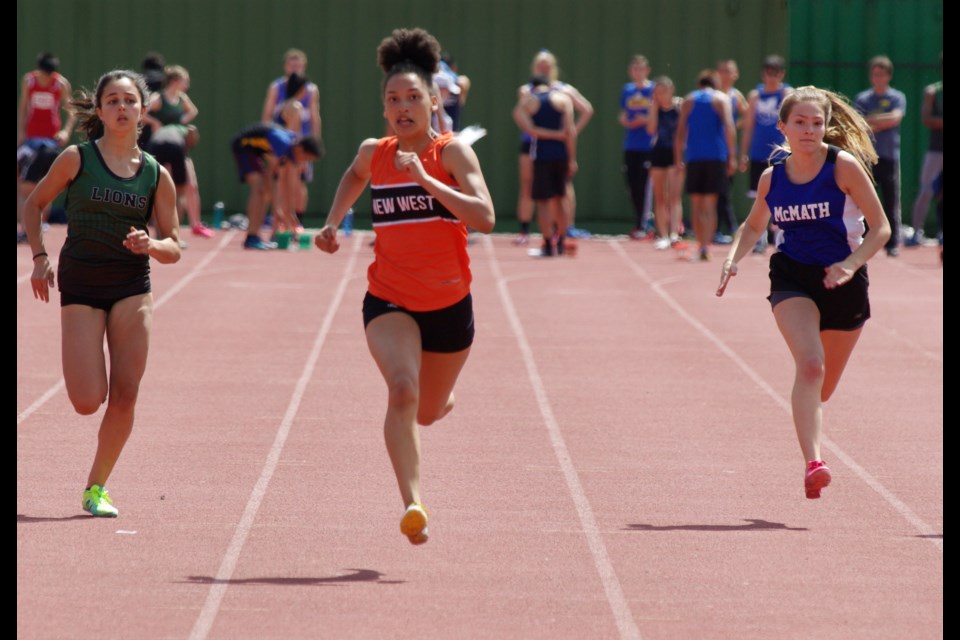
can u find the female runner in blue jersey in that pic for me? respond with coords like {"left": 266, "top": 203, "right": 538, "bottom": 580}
{"left": 716, "top": 86, "right": 890, "bottom": 499}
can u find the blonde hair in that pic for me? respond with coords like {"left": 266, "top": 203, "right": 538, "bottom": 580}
{"left": 778, "top": 85, "right": 878, "bottom": 179}
{"left": 531, "top": 50, "right": 558, "bottom": 83}
{"left": 284, "top": 48, "right": 307, "bottom": 65}
{"left": 163, "top": 64, "right": 189, "bottom": 87}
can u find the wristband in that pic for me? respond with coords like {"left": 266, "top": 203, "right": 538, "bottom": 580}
{"left": 33, "top": 252, "right": 48, "bottom": 260}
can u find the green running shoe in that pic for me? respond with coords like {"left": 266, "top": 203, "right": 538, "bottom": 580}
{"left": 82, "top": 484, "right": 119, "bottom": 517}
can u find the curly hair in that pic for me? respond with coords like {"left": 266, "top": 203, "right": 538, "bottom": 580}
{"left": 377, "top": 27, "right": 441, "bottom": 93}
{"left": 71, "top": 70, "right": 150, "bottom": 141}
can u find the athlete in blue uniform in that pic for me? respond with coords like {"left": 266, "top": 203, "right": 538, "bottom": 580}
{"left": 740, "top": 56, "right": 793, "bottom": 253}
{"left": 716, "top": 59, "right": 748, "bottom": 241}
{"left": 717, "top": 86, "right": 890, "bottom": 500}
{"left": 676, "top": 70, "right": 737, "bottom": 260}
{"left": 854, "top": 56, "right": 906, "bottom": 256}
{"left": 619, "top": 55, "right": 656, "bottom": 239}
{"left": 260, "top": 49, "right": 322, "bottom": 225}
{"left": 514, "top": 76, "right": 576, "bottom": 256}
{"left": 513, "top": 50, "right": 592, "bottom": 245}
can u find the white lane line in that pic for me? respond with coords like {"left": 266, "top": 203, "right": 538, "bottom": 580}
{"left": 484, "top": 236, "right": 642, "bottom": 640}
{"left": 16, "top": 231, "right": 237, "bottom": 426}
{"left": 883, "top": 252, "right": 944, "bottom": 279}
{"left": 869, "top": 321, "right": 942, "bottom": 364}
{"left": 189, "top": 233, "right": 362, "bottom": 640}
{"left": 610, "top": 239, "right": 942, "bottom": 552}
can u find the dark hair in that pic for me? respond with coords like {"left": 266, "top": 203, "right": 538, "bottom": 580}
{"left": 295, "top": 135, "right": 324, "bottom": 160}
{"left": 697, "top": 69, "right": 718, "bottom": 89}
{"left": 141, "top": 53, "right": 166, "bottom": 93}
{"left": 377, "top": 27, "right": 441, "bottom": 94}
{"left": 37, "top": 52, "right": 59, "bottom": 74}
{"left": 71, "top": 70, "right": 150, "bottom": 141}
{"left": 285, "top": 72, "right": 308, "bottom": 98}
{"left": 763, "top": 54, "right": 786, "bottom": 72}
{"left": 529, "top": 74, "right": 551, "bottom": 89}
{"left": 142, "top": 52, "right": 166, "bottom": 72}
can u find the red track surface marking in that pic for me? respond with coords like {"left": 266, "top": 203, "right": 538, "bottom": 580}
{"left": 869, "top": 320, "right": 942, "bottom": 363}
{"left": 188, "top": 233, "right": 362, "bottom": 640}
{"left": 16, "top": 230, "right": 238, "bottom": 426}
{"left": 484, "top": 236, "right": 642, "bottom": 640}
{"left": 609, "top": 239, "right": 942, "bottom": 552}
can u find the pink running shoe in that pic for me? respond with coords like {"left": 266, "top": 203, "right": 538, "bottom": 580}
{"left": 805, "top": 460, "right": 832, "bottom": 499}
{"left": 512, "top": 233, "right": 530, "bottom": 246}
{"left": 192, "top": 224, "right": 215, "bottom": 238}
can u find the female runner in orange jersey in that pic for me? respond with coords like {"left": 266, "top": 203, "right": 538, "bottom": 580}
{"left": 315, "top": 28, "right": 495, "bottom": 545}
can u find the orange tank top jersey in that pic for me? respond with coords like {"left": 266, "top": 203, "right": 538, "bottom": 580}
{"left": 367, "top": 133, "right": 471, "bottom": 311}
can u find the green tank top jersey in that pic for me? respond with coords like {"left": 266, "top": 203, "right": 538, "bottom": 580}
{"left": 58, "top": 141, "right": 160, "bottom": 299}
{"left": 153, "top": 93, "right": 185, "bottom": 126}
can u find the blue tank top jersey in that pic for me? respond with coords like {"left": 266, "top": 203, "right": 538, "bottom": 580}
{"left": 520, "top": 80, "right": 569, "bottom": 144}
{"left": 749, "top": 83, "right": 789, "bottom": 162}
{"left": 620, "top": 81, "right": 655, "bottom": 151}
{"left": 766, "top": 145, "right": 864, "bottom": 266}
{"left": 271, "top": 77, "right": 315, "bottom": 137}
{"left": 530, "top": 89, "right": 567, "bottom": 162}
{"left": 654, "top": 106, "right": 679, "bottom": 150}
{"left": 684, "top": 90, "right": 728, "bottom": 162}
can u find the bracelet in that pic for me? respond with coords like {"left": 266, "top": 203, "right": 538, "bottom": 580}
{"left": 33, "top": 252, "right": 48, "bottom": 260}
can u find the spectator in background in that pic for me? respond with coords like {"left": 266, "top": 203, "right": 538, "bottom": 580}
{"left": 646, "top": 76, "right": 684, "bottom": 249}
{"left": 513, "top": 50, "right": 593, "bottom": 245}
{"left": 435, "top": 52, "right": 471, "bottom": 132}
{"left": 739, "top": 55, "right": 792, "bottom": 254}
{"left": 855, "top": 55, "right": 905, "bottom": 257}
{"left": 146, "top": 124, "right": 205, "bottom": 238}
{"left": 261, "top": 49, "right": 322, "bottom": 226}
{"left": 675, "top": 70, "right": 737, "bottom": 262}
{"left": 715, "top": 59, "right": 748, "bottom": 244}
{"left": 230, "top": 123, "right": 321, "bottom": 250}
{"left": 17, "top": 52, "right": 76, "bottom": 242}
{"left": 138, "top": 52, "right": 166, "bottom": 148}
{"left": 619, "top": 55, "right": 656, "bottom": 240}
{"left": 143, "top": 65, "right": 212, "bottom": 238}
{"left": 514, "top": 74, "right": 577, "bottom": 256}
{"left": 906, "top": 55, "right": 942, "bottom": 247}
{"left": 141, "top": 52, "right": 166, "bottom": 94}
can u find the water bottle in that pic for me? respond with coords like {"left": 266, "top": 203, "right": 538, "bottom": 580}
{"left": 342, "top": 207, "right": 354, "bottom": 236}
{"left": 212, "top": 201, "right": 225, "bottom": 229}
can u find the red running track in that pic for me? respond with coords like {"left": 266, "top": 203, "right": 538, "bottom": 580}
{"left": 17, "top": 228, "right": 942, "bottom": 639}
